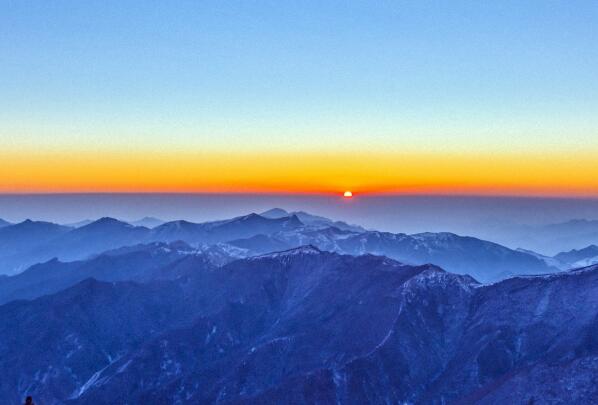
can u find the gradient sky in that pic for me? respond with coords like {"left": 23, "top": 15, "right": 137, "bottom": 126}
{"left": 2, "top": 1, "right": 598, "bottom": 195}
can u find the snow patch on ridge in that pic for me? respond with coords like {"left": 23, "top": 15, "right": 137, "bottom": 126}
{"left": 249, "top": 245, "right": 322, "bottom": 260}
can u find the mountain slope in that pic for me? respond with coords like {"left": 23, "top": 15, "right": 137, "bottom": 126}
{"left": 76, "top": 257, "right": 598, "bottom": 404}
{"left": 0, "top": 277, "right": 211, "bottom": 404}
{"left": 516, "top": 248, "right": 565, "bottom": 269}
{"left": 0, "top": 241, "right": 212, "bottom": 305}
{"left": 422, "top": 265, "right": 598, "bottom": 403}
{"left": 229, "top": 228, "right": 557, "bottom": 282}
{"left": 1, "top": 250, "right": 595, "bottom": 403}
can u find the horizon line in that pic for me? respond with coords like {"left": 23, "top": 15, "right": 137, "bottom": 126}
{"left": 1, "top": 190, "right": 598, "bottom": 201}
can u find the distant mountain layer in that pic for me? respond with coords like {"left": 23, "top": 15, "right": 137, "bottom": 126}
{"left": 63, "top": 219, "right": 93, "bottom": 228}
{"left": 0, "top": 249, "right": 596, "bottom": 403}
{"left": 554, "top": 244, "right": 598, "bottom": 268}
{"left": 225, "top": 228, "right": 557, "bottom": 282}
{"left": 0, "top": 214, "right": 303, "bottom": 275}
{"left": 482, "top": 218, "right": 598, "bottom": 255}
{"left": 0, "top": 218, "right": 12, "bottom": 228}
{"left": 65, "top": 217, "right": 166, "bottom": 228}
{"left": 261, "top": 208, "right": 365, "bottom": 232}
{"left": 540, "top": 219, "right": 598, "bottom": 249}
{"left": 0, "top": 220, "right": 72, "bottom": 273}
{"left": 128, "top": 216, "right": 165, "bottom": 228}
{"left": 0, "top": 211, "right": 557, "bottom": 282}
{"left": 517, "top": 245, "right": 598, "bottom": 270}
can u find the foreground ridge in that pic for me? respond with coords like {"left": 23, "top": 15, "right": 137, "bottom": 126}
{"left": 1, "top": 251, "right": 596, "bottom": 403}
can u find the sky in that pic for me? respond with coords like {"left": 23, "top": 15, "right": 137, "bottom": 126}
{"left": 1, "top": 1, "right": 598, "bottom": 196}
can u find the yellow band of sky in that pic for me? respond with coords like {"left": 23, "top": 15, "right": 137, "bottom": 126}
{"left": 2, "top": 150, "right": 597, "bottom": 197}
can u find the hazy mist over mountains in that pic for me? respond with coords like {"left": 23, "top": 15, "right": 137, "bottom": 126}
{"left": 1, "top": 193, "right": 598, "bottom": 254}
{"left": 1, "top": 202, "right": 597, "bottom": 281}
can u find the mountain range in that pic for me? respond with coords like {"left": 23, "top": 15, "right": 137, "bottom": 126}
{"left": 260, "top": 208, "right": 365, "bottom": 232}
{"left": 224, "top": 228, "right": 556, "bottom": 282}
{"left": 0, "top": 214, "right": 302, "bottom": 275}
{"left": 0, "top": 241, "right": 212, "bottom": 305}
{"left": 0, "top": 248, "right": 596, "bottom": 404}
{"left": 0, "top": 208, "right": 596, "bottom": 404}
{"left": 0, "top": 210, "right": 559, "bottom": 282}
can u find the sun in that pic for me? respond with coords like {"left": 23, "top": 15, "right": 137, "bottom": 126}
{"left": 343, "top": 191, "right": 353, "bottom": 198}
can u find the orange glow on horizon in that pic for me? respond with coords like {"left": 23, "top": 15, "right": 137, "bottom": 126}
{"left": 1, "top": 149, "right": 598, "bottom": 198}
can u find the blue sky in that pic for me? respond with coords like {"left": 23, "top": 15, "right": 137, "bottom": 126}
{"left": 2, "top": 0, "right": 597, "bottom": 155}
{"left": 1, "top": 1, "right": 598, "bottom": 198}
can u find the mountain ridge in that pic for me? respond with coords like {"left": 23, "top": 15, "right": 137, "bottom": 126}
{"left": 0, "top": 211, "right": 559, "bottom": 282}
{"left": 0, "top": 249, "right": 594, "bottom": 403}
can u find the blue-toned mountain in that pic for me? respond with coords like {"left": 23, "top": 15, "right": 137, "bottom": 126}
{"left": 0, "top": 250, "right": 596, "bottom": 404}
{"left": 0, "top": 241, "right": 212, "bottom": 305}
{"left": 0, "top": 213, "right": 303, "bottom": 274}
{"left": 554, "top": 244, "right": 598, "bottom": 268}
{"left": 227, "top": 227, "right": 557, "bottom": 282}
{"left": 261, "top": 208, "right": 365, "bottom": 232}
{"left": 0, "top": 211, "right": 558, "bottom": 282}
